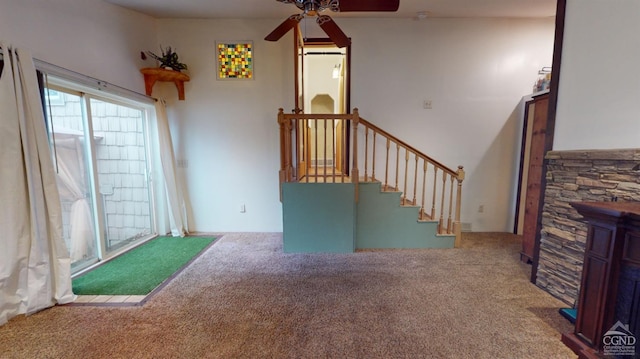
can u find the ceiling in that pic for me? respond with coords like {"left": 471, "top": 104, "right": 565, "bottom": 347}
{"left": 103, "top": 0, "right": 557, "bottom": 20}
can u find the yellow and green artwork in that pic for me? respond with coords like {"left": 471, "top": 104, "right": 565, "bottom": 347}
{"left": 217, "top": 42, "right": 253, "bottom": 79}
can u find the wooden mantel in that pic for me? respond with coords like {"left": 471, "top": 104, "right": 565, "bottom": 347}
{"left": 140, "top": 68, "right": 190, "bottom": 100}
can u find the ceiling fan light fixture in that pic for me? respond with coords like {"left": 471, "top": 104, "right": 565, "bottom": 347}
{"left": 266, "top": 0, "right": 399, "bottom": 46}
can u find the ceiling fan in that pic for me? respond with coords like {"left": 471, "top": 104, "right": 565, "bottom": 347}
{"left": 264, "top": 0, "right": 400, "bottom": 48}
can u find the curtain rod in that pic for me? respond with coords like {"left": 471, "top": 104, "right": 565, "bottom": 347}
{"left": 34, "top": 58, "right": 154, "bottom": 104}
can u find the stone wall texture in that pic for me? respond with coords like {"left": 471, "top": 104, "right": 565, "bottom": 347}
{"left": 536, "top": 149, "right": 640, "bottom": 305}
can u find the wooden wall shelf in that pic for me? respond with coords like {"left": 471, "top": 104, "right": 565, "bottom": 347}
{"left": 140, "top": 68, "right": 190, "bottom": 100}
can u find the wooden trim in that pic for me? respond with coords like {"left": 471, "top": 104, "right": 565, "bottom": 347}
{"left": 530, "top": 0, "right": 566, "bottom": 284}
{"left": 513, "top": 99, "right": 534, "bottom": 234}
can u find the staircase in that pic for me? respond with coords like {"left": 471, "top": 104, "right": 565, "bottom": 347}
{"left": 357, "top": 181, "right": 454, "bottom": 249}
{"left": 278, "top": 108, "right": 465, "bottom": 253}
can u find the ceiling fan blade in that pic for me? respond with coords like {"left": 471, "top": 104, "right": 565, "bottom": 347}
{"left": 265, "top": 14, "right": 303, "bottom": 42}
{"left": 316, "top": 15, "right": 350, "bottom": 48}
{"left": 338, "top": 0, "right": 400, "bottom": 12}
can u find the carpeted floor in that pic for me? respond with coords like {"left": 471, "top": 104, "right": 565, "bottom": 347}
{"left": 0, "top": 232, "right": 577, "bottom": 359}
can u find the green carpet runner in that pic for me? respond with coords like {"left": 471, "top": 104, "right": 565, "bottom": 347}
{"left": 72, "top": 236, "right": 216, "bottom": 295}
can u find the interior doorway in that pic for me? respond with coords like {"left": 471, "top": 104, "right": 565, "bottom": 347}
{"left": 298, "top": 39, "right": 351, "bottom": 179}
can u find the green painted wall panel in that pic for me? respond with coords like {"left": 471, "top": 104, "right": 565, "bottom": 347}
{"left": 356, "top": 182, "right": 454, "bottom": 249}
{"left": 282, "top": 183, "right": 356, "bottom": 253}
{"left": 281, "top": 182, "right": 454, "bottom": 252}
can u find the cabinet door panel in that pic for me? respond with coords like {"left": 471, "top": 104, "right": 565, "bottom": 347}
{"left": 577, "top": 256, "right": 608, "bottom": 346}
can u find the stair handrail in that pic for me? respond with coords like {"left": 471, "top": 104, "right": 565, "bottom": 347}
{"left": 358, "top": 117, "right": 458, "bottom": 177}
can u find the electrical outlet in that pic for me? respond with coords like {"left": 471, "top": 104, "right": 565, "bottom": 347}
{"left": 423, "top": 100, "right": 432, "bottom": 109}
{"left": 478, "top": 205, "right": 484, "bottom": 213}
{"left": 240, "top": 204, "right": 246, "bottom": 213}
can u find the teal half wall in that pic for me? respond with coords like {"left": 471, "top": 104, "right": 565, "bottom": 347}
{"left": 356, "top": 182, "right": 454, "bottom": 249}
{"left": 282, "top": 183, "right": 356, "bottom": 253}
{"left": 281, "top": 181, "right": 454, "bottom": 253}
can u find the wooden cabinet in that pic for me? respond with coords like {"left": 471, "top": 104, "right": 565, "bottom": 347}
{"left": 562, "top": 202, "right": 640, "bottom": 358}
{"left": 520, "top": 92, "right": 549, "bottom": 263}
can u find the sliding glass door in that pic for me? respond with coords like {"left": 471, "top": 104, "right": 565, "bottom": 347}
{"left": 45, "top": 88, "right": 99, "bottom": 269}
{"left": 89, "top": 98, "right": 154, "bottom": 252}
{"left": 43, "top": 82, "right": 156, "bottom": 273}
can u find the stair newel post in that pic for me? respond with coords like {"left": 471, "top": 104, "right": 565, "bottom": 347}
{"left": 278, "top": 109, "right": 287, "bottom": 201}
{"left": 453, "top": 166, "right": 465, "bottom": 248}
{"left": 351, "top": 108, "right": 360, "bottom": 202}
{"left": 285, "top": 115, "right": 294, "bottom": 182}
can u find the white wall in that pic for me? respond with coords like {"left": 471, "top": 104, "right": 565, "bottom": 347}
{"left": 554, "top": 0, "right": 640, "bottom": 151}
{"left": 156, "top": 19, "right": 292, "bottom": 232}
{"left": 158, "top": 17, "right": 554, "bottom": 232}
{"left": 343, "top": 18, "right": 555, "bottom": 231}
{"left": 0, "top": 2, "right": 555, "bottom": 232}
{"left": 0, "top": 0, "right": 157, "bottom": 93}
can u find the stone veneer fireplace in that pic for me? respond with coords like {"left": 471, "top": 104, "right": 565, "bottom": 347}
{"left": 535, "top": 148, "right": 640, "bottom": 305}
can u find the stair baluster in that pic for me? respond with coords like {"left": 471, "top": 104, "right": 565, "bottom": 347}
{"left": 364, "top": 128, "right": 369, "bottom": 181}
{"left": 384, "top": 138, "right": 390, "bottom": 191}
{"left": 413, "top": 155, "right": 418, "bottom": 207}
{"left": 332, "top": 119, "right": 336, "bottom": 183}
{"left": 448, "top": 175, "right": 455, "bottom": 233}
{"left": 421, "top": 162, "right": 428, "bottom": 220}
{"left": 395, "top": 143, "right": 400, "bottom": 192}
{"left": 431, "top": 168, "right": 438, "bottom": 220}
{"left": 439, "top": 173, "right": 447, "bottom": 233}
{"left": 371, "top": 131, "right": 376, "bottom": 182}
{"left": 402, "top": 149, "right": 409, "bottom": 205}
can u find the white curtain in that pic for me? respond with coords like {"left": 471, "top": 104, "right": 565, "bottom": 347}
{"left": 0, "top": 43, "right": 75, "bottom": 326}
{"left": 54, "top": 137, "right": 95, "bottom": 261}
{"left": 155, "top": 100, "right": 189, "bottom": 237}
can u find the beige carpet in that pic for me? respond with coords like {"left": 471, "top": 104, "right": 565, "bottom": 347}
{"left": 0, "top": 232, "right": 576, "bottom": 358}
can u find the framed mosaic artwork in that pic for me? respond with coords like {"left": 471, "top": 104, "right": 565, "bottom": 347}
{"left": 216, "top": 41, "right": 253, "bottom": 80}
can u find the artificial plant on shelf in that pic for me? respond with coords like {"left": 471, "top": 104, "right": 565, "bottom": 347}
{"left": 146, "top": 46, "right": 188, "bottom": 72}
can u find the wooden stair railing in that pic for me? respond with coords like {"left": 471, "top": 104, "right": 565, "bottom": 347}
{"left": 278, "top": 108, "right": 465, "bottom": 247}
